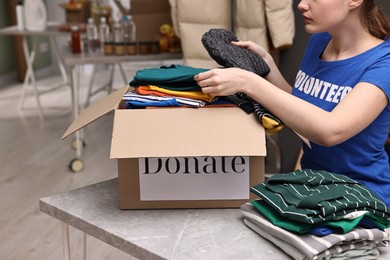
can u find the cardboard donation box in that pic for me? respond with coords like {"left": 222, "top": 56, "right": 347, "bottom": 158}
{"left": 62, "top": 86, "right": 267, "bottom": 209}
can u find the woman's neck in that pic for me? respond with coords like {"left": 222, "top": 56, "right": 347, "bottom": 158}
{"left": 322, "top": 30, "right": 383, "bottom": 61}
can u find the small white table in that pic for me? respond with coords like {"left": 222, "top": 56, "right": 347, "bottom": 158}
{"left": 0, "top": 23, "right": 70, "bottom": 120}
{"left": 39, "top": 178, "right": 290, "bottom": 260}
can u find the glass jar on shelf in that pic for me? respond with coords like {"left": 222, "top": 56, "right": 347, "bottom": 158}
{"left": 123, "top": 15, "right": 137, "bottom": 55}
{"left": 103, "top": 32, "right": 114, "bottom": 55}
{"left": 99, "top": 16, "right": 110, "bottom": 53}
{"left": 71, "top": 25, "right": 81, "bottom": 54}
{"left": 113, "top": 21, "right": 125, "bottom": 55}
{"left": 86, "top": 17, "right": 99, "bottom": 52}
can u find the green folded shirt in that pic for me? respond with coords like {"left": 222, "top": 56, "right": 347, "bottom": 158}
{"left": 129, "top": 64, "right": 209, "bottom": 91}
{"left": 250, "top": 169, "right": 390, "bottom": 224}
{"left": 251, "top": 199, "right": 365, "bottom": 234}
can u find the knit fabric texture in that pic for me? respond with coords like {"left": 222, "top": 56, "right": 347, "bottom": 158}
{"left": 201, "top": 28, "right": 282, "bottom": 133}
{"left": 221, "top": 93, "right": 283, "bottom": 134}
{"left": 201, "top": 28, "right": 270, "bottom": 77}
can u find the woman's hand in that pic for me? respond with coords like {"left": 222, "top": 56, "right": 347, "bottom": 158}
{"left": 194, "top": 68, "right": 255, "bottom": 97}
{"left": 233, "top": 40, "right": 291, "bottom": 93}
{"left": 231, "top": 40, "right": 272, "bottom": 63}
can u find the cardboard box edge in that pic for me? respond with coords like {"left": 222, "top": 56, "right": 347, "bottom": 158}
{"left": 62, "top": 86, "right": 130, "bottom": 139}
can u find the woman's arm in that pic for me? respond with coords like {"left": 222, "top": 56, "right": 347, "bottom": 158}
{"left": 232, "top": 41, "right": 292, "bottom": 93}
{"left": 194, "top": 68, "right": 388, "bottom": 146}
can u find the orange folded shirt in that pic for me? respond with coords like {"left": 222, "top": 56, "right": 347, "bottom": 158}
{"left": 136, "top": 85, "right": 214, "bottom": 103}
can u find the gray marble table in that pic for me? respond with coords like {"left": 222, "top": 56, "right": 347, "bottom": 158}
{"left": 39, "top": 178, "right": 390, "bottom": 260}
{"left": 39, "top": 178, "right": 290, "bottom": 260}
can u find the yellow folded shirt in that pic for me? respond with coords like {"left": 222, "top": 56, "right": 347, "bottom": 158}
{"left": 147, "top": 85, "right": 214, "bottom": 103}
{"left": 262, "top": 116, "right": 284, "bottom": 134}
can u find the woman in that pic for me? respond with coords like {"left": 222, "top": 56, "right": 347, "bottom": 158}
{"left": 194, "top": 0, "right": 390, "bottom": 206}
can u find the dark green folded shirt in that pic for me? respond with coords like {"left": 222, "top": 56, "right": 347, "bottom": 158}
{"left": 251, "top": 199, "right": 379, "bottom": 234}
{"left": 250, "top": 169, "right": 390, "bottom": 224}
{"left": 129, "top": 64, "right": 209, "bottom": 91}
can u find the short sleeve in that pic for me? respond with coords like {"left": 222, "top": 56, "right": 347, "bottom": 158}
{"left": 360, "top": 54, "right": 390, "bottom": 102}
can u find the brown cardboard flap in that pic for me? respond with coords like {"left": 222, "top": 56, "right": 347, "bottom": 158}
{"left": 110, "top": 107, "right": 266, "bottom": 158}
{"left": 62, "top": 86, "right": 130, "bottom": 139}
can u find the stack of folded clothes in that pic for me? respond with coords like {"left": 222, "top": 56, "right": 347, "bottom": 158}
{"left": 125, "top": 63, "right": 282, "bottom": 133}
{"left": 241, "top": 169, "right": 390, "bottom": 260}
{"left": 125, "top": 64, "right": 217, "bottom": 108}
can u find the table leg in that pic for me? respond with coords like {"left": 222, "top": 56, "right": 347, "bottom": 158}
{"left": 61, "top": 222, "right": 71, "bottom": 260}
{"left": 71, "top": 65, "right": 82, "bottom": 156}
{"left": 83, "top": 232, "right": 88, "bottom": 260}
{"left": 17, "top": 34, "right": 69, "bottom": 120}
{"left": 108, "top": 64, "right": 116, "bottom": 91}
{"left": 19, "top": 35, "right": 44, "bottom": 120}
{"left": 118, "top": 63, "right": 128, "bottom": 87}
{"left": 85, "top": 65, "right": 96, "bottom": 107}
{"left": 68, "top": 65, "right": 85, "bottom": 173}
{"left": 50, "top": 36, "right": 69, "bottom": 86}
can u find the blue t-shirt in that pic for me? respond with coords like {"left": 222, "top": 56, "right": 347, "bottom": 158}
{"left": 292, "top": 32, "right": 390, "bottom": 206}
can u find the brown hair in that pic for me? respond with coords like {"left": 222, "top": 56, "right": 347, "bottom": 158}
{"left": 361, "top": 0, "right": 390, "bottom": 39}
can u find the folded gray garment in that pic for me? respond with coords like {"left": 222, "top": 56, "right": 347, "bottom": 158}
{"left": 201, "top": 28, "right": 270, "bottom": 77}
{"left": 241, "top": 202, "right": 388, "bottom": 260}
{"left": 243, "top": 218, "right": 306, "bottom": 260}
{"left": 244, "top": 218, "right": 381, "bottom": 260}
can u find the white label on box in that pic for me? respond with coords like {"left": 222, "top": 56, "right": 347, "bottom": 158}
{"left": 139, "top": 156, "right": 250, "bottom": 201}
